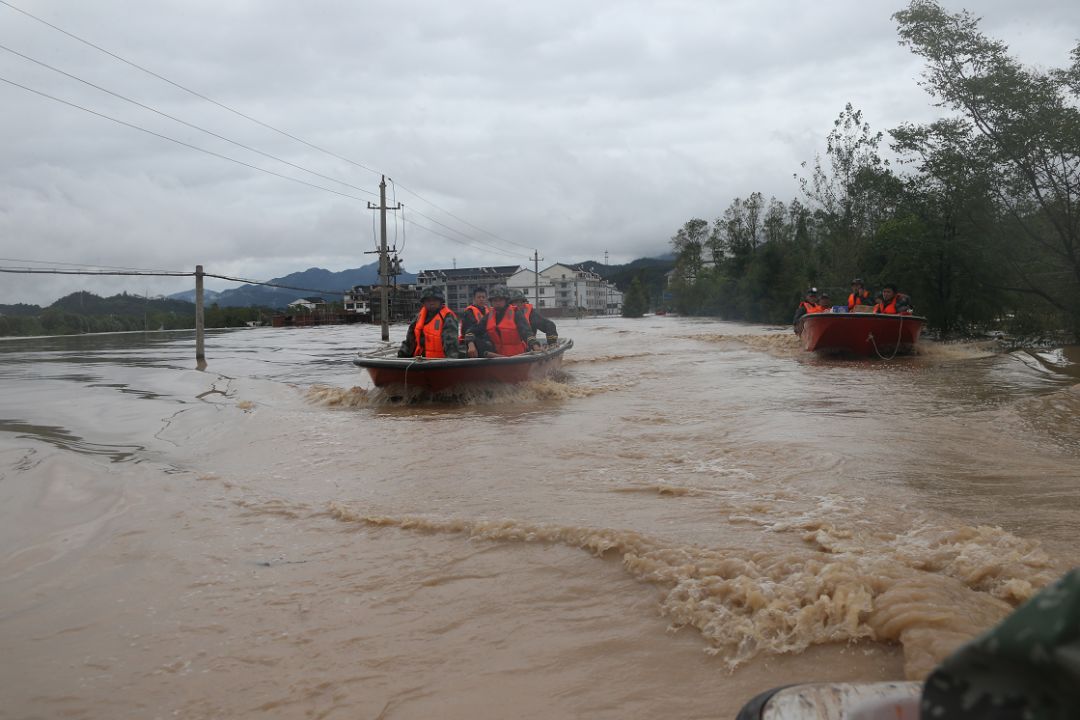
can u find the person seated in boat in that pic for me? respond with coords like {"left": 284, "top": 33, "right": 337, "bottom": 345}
{"left": 458, "top": 286, "right": 488, "bottom": 343}
{"left": 466, "top": 285, "right": 540, "bottom": 358}
{"left": 396, "top": 287, "right": 461, "bottom": 358}
{"left": 873, "top": 284, "right": 914, "bottom": 315}
{"left": 818, "top": 291, "right": 834, "bottom": 311}
{"left": 793, "top": 288, "right": 824, "bottom": 327}
{"left": 847, "top": 278, "right": 872, "bottom": 311}
{"left": 510, "top": 289, "right": 559, "bottom": 348}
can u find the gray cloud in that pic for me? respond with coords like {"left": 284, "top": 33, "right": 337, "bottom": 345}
{"left": 2, "top": 0, "right": 1078, "bottom": 304}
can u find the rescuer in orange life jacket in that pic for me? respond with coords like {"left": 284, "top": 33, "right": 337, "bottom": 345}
{"left": 458, "top": 286, "right": 488, "bottom": 343}
{"left": 873, "top": 284, "right": 914, "bottom": 315}
{"left": 464, "top": 285, "right": 539, "bottom": 358}
{"left": 509, "top": 289, "right": 559, "bottom": 348}
{"left": 793, "top": 287, "right": 823, "bottom": 327}
{"left": 848, "top": 278, "right": 872, "bottom": 310}
{"left": 396, "top": 286, "right": 462, "bottom": 358}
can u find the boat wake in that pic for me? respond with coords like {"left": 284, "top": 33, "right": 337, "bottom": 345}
{"left": 305, "top": 377, "right": 625, "bottom": 407}
{"left": 323, "top": 497, "right": 1054, "bottom": 680}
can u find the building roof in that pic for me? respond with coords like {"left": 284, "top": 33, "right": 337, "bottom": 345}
{"left": 418, "top": 265, "right": 521, "bottom": 279}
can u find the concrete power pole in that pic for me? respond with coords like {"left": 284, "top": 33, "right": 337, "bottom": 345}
{"left": 368, "top": 176, "right": 401, "bottom": 342}
{"left": 604, "top": 250, "right": 611, "bottom": 315}
{"left": 532, "top": 249, "right": 543, "bottom": 307}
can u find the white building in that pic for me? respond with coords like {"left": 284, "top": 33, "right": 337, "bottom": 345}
{"left": 342, "top": 286, "right": 371, "bottom": 317}
{"left": 536, "top": 263, "right": 623, "bottom": 315}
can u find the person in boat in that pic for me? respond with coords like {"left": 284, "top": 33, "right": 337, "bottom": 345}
{"left": 466, "top": 285, "right": 540, "bottom": 357}
{"left": 396, "top": 286, "right": 462, "bottom": 358}
{"left": 819, "top": 291, "right": 834, "bottom": 311}
{"left": 510, "top": 289, "right": 559, "bottom": 348}
{"left": 793, "top": 288, "right": 823, "bottom": 327}
{"left": 847, "top": 278, "right": 872, "bottom": 311}
{"left": 873, "top": 284, "right": 914, "bottom": 315}
{"left": 458, "top": 286, "right": 488, "bottom": 344}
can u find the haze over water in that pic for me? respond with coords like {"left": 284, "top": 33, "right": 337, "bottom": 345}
{"left": 1, "top": 318, "right": 1078, "bottom": 719}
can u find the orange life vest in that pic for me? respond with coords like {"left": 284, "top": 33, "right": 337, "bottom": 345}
{"left": 413, "top": 306, "right": 455, "bottom": 358}
{"left": 848, "top": 290, "right": 870, "bottom": 309}
{"left": 486, "top": 307, "right": 526, "bottom": 356}
{"left": 874, "top": 295, "right": 911, "bottom": 315}
{"left": 521, "top": 303, "right": 533, "bottom": 326}
{"left": 458, "top": 305, "right": 485, "bottom": 342}
{"left": 800, "top": 301, "right": 823, "bottom": 314}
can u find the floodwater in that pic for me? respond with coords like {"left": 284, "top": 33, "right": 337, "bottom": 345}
{"left": 1, "top": 318, "right": 1077, "bottom": 719}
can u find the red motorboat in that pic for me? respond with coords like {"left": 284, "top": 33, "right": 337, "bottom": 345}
{"left": 796, "top": 312, "right": 926, "bottom": 356}
{"left": 354, "top": 339, "right": 572, "bottom": 392}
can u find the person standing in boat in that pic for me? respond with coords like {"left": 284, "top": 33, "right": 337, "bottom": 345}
{"left": 873, "top": 284, "right": 914, "bottom": 315}
{"left": 510, "top": 289, "right": 559, "bottom": 348}
{"left": 847, "top": 278, "right": 872, "bottom": 311}
{"left": 466, "top": 286, "right": 539, "bottom": 357}
{"left": 396, "top": 287, "right": 462, "bottom": 358}
{"left": 459, "top": 286, "right": 489, "bottom": 344}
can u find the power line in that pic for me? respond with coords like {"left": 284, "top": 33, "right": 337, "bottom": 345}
{"left": 0, "top": 267, "right": 191, "bottom": 277}
{"left": 393, "top": 181, "right": 534, "bottom": 251}
{"left": 0, "top": 75, "right": 375, "bottom": 204}
{"left": 0, "top": 257, "right": 181, "bottom": 273}
{"left": 0, "top": 43, "right": 377, "bottom": 199}
{"left": 0, "top": 0, "right": 530, "bottom": 255}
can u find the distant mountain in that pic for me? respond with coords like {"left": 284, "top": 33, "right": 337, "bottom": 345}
{"left": 0, "top": 302, "right": 42, "bottom": 317}
{"left": 51, "top": 291, "right": 194, "bottom": 316}
{"left": 169, "top": 263, "right": 417, "bottom": 308}
{"left": 168, "top": 288, "right": 222, "bottom": 304}
{"left": 573, "top": 256, "right": 675, "bottom": 292}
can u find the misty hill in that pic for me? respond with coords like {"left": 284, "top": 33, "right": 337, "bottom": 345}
{"left": 573, "top": 256, "right": 675, "bottom": 293}
{"left": 0, "top": 303, "right": 42, "bottom": 317}
{"left": 170, "top": 263, "right": 417, "bottom": 308}
{"left": 51, "top": 291, "right": 196, "bottom": 316}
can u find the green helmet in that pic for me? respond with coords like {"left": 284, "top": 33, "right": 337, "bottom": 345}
{"left": 420, "top": 286, "right": 445, "bottom": 301}
{"left": 488, "top": 285, "right": 511, "bottom": 300}
{"left": 510, "top": 289, "right": 527, "bottom": 303}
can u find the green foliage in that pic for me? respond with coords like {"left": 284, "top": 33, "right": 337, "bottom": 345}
{"left": 621, "top": 276, "right": 649, "bottom": 318}
{"left": 667, "top": 3, "right": 1079, "bottom": 338}
{"left": 0, "top": 292, "right": 274, "bottom": 337}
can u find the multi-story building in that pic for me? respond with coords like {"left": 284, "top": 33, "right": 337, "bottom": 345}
{"left": 538, "top": 263, "right": 623, "bottom": 315}
{"left": 416, "top": 266, "right": 521, "bottom": 312}
{"left": 342, "top": 286, "right": 371, "bottom": 318}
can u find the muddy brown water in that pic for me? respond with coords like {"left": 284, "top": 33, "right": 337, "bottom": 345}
{"left": 1, "top": 319, "right": 1077, "bottom": 719}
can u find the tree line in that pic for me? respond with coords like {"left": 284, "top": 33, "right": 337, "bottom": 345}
{"left": 0, "top": 291, "right": 274, "bottom": 337}
{"left": 667, "top": 1, "right": 1079, "bottom": 338}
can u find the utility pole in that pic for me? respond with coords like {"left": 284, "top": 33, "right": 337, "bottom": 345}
{"left": 195, "top": 265, "right": 205, "bottom": 368}
{"left": 368, "top": 176, "right": 402, "bottom": 342}
{"left": 604, "top": 250, "right": 611, "bottom": 315}
{"left": 532, "top": 249, "right": 543, "bottom": 307}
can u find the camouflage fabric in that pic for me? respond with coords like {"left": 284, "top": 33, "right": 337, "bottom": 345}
{"left": 396, "top": 309, "right": 461, "bottom": 358}
{"left": 921, "top": 568, "right": 1080, "bottom": 719}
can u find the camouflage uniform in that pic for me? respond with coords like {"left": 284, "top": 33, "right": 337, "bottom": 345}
{"left": 510, "top": 291, "right": 559, "bottom": 346}
{"left": 467, "top": 286, "right": 538, "bottom": 354}
{"left": 921, "top": 568, "right": 1080, "bottom": 719}
{"left": 397, "top": 289, "right": 462, "bottom": 358}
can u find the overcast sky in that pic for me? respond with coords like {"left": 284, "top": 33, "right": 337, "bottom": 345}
{"left": 1, "top": 0, "right": 1077, "bottom": 304}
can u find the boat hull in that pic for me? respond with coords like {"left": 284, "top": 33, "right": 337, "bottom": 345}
{"left": 354, "top": 340, "right": 572, "bottom": 392}
{"left": 796, "top": 313, "right": 926, "bottom": 356}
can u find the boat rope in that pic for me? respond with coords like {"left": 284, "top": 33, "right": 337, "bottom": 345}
{"left": 868, "top": 315, "right": 905, "bottom": 360}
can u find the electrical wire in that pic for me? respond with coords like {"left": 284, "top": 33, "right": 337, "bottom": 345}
{"left": 0, "top": 0, "right": 533, "bottom": 256}
{"left": 0, "top": 75, "right": 375, "bottom": 204}
{"left": 0, "top": 257, "right": 183, "bottom": 273}
{"left": 0, "top": 43, "right": 377, "bottom": 198}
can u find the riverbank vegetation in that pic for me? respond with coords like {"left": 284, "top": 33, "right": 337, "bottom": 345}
{"left": 668, "top": 1, "right": 1080, "bottom": 339}
{"left": 0, "top": 291, "right": 274, "bottom": 337}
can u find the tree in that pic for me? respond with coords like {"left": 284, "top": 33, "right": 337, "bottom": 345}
{"left": 894, "top": 0, "right": 1080, "bottom": 331}
{"left": 621, "top": 276, "right": 649, "bottom": 318}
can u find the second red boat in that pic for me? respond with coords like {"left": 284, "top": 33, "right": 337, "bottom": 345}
{"left": 796, "top": 312, "right": 926, "bottom": 356}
